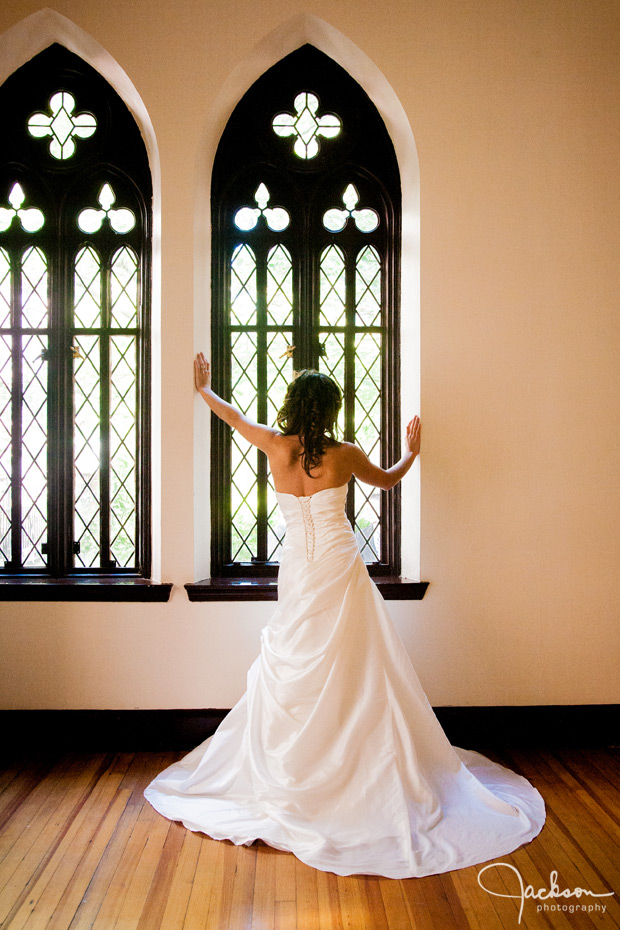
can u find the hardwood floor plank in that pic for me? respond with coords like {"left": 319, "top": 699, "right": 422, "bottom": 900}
{"left": 65, "top": 761, "right": 148, "bottom": 930}
{"left": 363, "top": 877, "right": 391, "bottom": 930}
{"left": 182, "top": 835, "right": 221, "bottom": 930}
{"left": 274, "top": 844, "right": 296, "bottom": 905}
{"left": 251, "top": 843, "right": 276, "bottom": 930}
{"left": 419, "top": 873, "right": 471, "bottom": 930}
{"left": 204, "top": 840, "right": 238, "bottom": 930}
{"left": 0, "top": 757, "right": 57, "bottom": 828}
{"left": 223, "top": 842, "right": 256, "bottom": 930}
{"left": 377, "top": 878, "right": 415, "bottom": 930}
{"left": 0, "top": 755, "right": 96, "bottom": 865}
{"left": 43, "top": 788, "right": 132, "bottom": 930}
{"left": 294, "top": 852, "right": 317, "bottom": 930}
{"left": 0, "top": 755, "right": 107, "bottom": 923}
{"left": 4, "top": 764, "right": 130, "bottom": 930}
{"left": 110, "top": 804, "right": 172, "bottom": 930}
{"left": 554, "top": 749, "right": 620, "bottom": 827}
{"left": 439, "top": 871, "right": 478, "bottom": 930}
{"left": 315, "top": 869, "right": 344, "bottom": 930}
{"left": 134, "top": 821, "right": 186, "bottom": 930}
{"left": 157, "top": 830, "right": 202, "bottom": 930}
{"left": 400, "top": 876, "right": 442, "bottom": 930}
{"left": 275, "top": 899, "right": 297, "bottom": 930}
{"left": 335, "top": 873, "right": 387, "bottom": 930}
{"left": 448, "top": 866, "right": 503, "bottom": 930}
{"left": 88, "top": 796, "right": 164, "bottom": 930}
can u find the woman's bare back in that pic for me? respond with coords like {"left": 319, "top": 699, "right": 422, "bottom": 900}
{"left": 267, "top": 434, "right": 355, "bottom": 497}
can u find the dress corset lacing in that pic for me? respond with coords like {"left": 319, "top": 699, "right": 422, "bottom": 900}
{"left": 299, "top": 496, "right": 316, "bottom": 562}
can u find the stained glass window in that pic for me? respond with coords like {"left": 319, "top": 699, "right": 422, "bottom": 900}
{"left": 0, "top": 44, "right": 151, "bottom": 578}
{"left": 211, "top": 46, "right": 401, "bottom": 578}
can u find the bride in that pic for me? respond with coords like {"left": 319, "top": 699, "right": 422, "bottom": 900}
{"left": 144, "top": 354, "right": 545, "bottom": 879}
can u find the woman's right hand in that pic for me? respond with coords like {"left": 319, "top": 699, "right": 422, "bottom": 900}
{"left": 194, "top": 352, "right": 211, "bottom": 393}
{"left": 406, "top": 416, "right": 421, "bottom": 458}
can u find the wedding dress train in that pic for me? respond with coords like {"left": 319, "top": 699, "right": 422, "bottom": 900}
{"left": 144, "top": 484, "right": 545, "bottom": 878}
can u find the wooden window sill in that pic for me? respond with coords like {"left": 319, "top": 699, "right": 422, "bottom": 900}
{"left": 185, "top": 577, "right": 428, "bottom": 602}
{"left": 0, "top": 577, "right": 173, "bottom": 602}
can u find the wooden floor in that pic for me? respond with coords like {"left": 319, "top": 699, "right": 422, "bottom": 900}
{"left": 0, "top": 747, "right": 618, "bottom": 930}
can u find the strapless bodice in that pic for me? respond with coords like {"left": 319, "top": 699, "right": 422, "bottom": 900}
{"left": 275, "top": 484, "right": 353, "bottom": 563}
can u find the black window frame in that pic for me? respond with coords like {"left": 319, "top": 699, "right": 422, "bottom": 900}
{"left": 0, "top": 44, "right": 165, "bottom": 598}
{"left": 210, "top": 45, "right": 402, "bottom": 580}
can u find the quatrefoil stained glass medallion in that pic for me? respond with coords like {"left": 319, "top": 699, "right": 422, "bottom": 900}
{"left": 272, "top": 92, "right": 341, "bottom": 159}
{"left": 28, "top": 91, "right": 97, "bottom": 160}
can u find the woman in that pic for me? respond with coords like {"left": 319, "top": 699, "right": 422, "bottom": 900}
{"left": 144, "top": 355, "right": 545, "bottom": 879}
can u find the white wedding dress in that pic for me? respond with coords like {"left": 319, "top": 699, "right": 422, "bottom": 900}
{"left": 145, "top": 484, "right": 545, "bottom": 878}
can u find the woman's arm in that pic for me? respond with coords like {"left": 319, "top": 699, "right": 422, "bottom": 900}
{"left": 194, "top": 353, "right": 278, "bottom": 453}
{"left": 348, "top": 417, "right": 420, "bottom": 490}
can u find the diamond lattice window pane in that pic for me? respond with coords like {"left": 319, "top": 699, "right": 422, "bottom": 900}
{"left": 318, "top": 331, "right": 346, "bottom": 437}
{"left": 356, "top": 246, "right": 382, "bottom": 326}
{"left": 354, "top": 481, "right": 381, "bottom": 562}
{"left": 267, "top": 245, "right": 293, "bottom": 326}
{"left": 111, "top": 246, "right": 138, "bottom": 328}
{"left": 21, "top": 247, "right": 48, "bottom": 329}
{"left": 20, "top": 334, "right": 48, "bottom": 567}
{"left": 354, "top": 330, "right": 382, "bottom": 562}
{"left": 267, "top": 472, "right": 286, "bottom": 561}
{"left": 320, "top": 245, "right": 346, "bottom": 327}
{"left": 74, "top": 246, "right": 101, "bottom": 328}
{"left": 0, "top": 249, "right": 11, "bottom": 328}
{"left": 354, "top": 331, "right": 382, "bottom": 460}
{"left": 231, "top": 245, "right": 257, "bottom": 327}
{"left": 266, "top": 330, "right": 293, "bottom": 563}
{"left": 73, "top": 336, "right": 100, "bottom": 568}
{"left": 231, "top": 331, "right": 258, "bottom": 419}
{"left": 231, "top": 434, "right": 258, "bottom": 561}
{"left": 230, "top": 331, "right": 258, "bottom": 560}
{"left": 109, "top": 336, "right": 137, "bottom": 568}
{"left": 0, "top": 335, "right": 11, "bottom": 563}
{"left": 266, "top": 331, "right": 293, "bottom": 427}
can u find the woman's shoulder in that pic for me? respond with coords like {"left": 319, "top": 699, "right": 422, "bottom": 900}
{"left": 323, "top": 440, "right": 360, "bottom": 463}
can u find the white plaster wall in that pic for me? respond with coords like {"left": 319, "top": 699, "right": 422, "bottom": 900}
{"left": 0, "top": 0, "right": 619, "bottom": 709}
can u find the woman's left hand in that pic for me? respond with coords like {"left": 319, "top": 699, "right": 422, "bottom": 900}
{"left": 194, "top": 352, "right": 211, "bottom": 392}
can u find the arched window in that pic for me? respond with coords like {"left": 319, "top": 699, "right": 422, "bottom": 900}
{"left": 0, "top": 44, "right": 152, "bottom": 579}
{"left": 211, "top": 45, "right": 401, "bottom": 578}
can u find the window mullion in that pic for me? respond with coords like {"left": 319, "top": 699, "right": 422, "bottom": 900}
{"left": 100, "top": 252, "right": 112, "bottom": 568}
{"left": 9, "top": 250, "right": 22, "bottom": 569}
{"left": 300, "top": 220, "right": 315, "bottom": 370}
{"left": 344, "top": 247, "right": 357, "bottom": 528}
{"left": 255, "top": 242, "right": 268, "bottom": 563}
{"left": 49, "top": 241, "right": 70, "bottom": 575}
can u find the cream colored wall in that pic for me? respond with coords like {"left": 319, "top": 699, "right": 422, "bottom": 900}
{"left": 0, "top": 0, "right": 618, "bottom": 710}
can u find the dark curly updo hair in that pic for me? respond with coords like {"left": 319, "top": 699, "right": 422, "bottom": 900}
{"left": 276, "top": 370, "right": 342, "bottom": 476}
